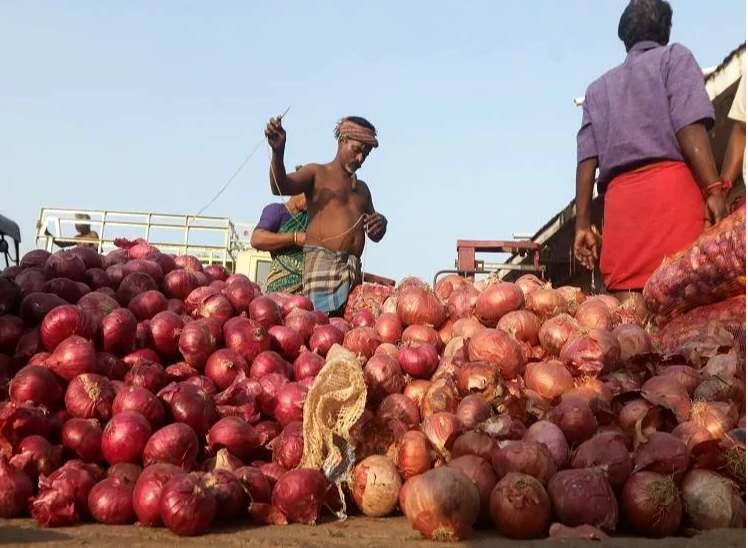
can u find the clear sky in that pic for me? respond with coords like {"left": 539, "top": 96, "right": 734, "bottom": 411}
{"left": 2, "top": 1, "right": 745, "bottom": 282}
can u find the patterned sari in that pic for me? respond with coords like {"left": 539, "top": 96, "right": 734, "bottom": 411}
{"left": 265, "top": 212, "right": 308, "bottom": 294}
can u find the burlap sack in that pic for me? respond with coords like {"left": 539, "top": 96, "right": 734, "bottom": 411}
{"left": 301, "top": 344, "right": 367, "bottom": 518}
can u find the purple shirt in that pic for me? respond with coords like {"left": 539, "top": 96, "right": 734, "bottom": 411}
{"left": 256, "top": 203, "right": 293, "bottom": 233}
{"left": 577, "top": 41, "right": 715, "bottom": 193}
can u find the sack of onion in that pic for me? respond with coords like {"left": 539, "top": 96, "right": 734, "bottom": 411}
{"left": 0, "top": 246, "right": 745, "bottom": 541}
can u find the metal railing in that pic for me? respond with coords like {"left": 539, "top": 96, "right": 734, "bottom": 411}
{"left": 35, "top": 207, "right": 259, "bottom": 267}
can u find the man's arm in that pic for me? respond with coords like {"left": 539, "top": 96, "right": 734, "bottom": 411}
{"left": 269, "top": 156, "right": 316, "bottom": 196}
{"left": 361, "top": 181, "right": 387, "bottom": 242}
{"left": 575, "top": 158, "right": 598, "bottom": 230}
{"left": 675, "top": 124, "right": 721, "bottom": 191}
{"left": 250, "top": 229, "right": 303, "bottom": 251}
{"left": 721, "top": 120, "right": 746, "bottom": 185}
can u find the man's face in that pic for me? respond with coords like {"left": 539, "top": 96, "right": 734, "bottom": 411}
{"left": 339, "top": 138, "right": 372, "bottom": 174}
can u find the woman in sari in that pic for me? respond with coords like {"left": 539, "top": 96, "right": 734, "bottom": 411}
{"left": 251, "top": 193, "right": 308, "bottom": 294}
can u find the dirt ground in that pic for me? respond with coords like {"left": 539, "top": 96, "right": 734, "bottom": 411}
{"left": 0, "top": 517, "right": 744, "bottom": 548}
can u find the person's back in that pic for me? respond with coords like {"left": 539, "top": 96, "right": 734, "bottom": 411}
{"left": 581, "top": 41, "right": 714, "bottom": 192}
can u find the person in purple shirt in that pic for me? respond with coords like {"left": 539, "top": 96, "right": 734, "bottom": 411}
{"left": 574, "top": 0, "right": 728, "bottom": 317}
{"left": 251, "top": 184, "right": 308, "bottom": 294}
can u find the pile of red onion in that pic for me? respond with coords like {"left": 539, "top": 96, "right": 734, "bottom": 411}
{"left": 0, "top": 248, "right": 744, "bottom": 540}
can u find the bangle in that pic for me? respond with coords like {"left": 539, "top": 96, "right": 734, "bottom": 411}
{"left": 703, "top": 181, "right": 724, "bottom": 198}
{"left": 721, "top": 175, "right": 734, "bottom": 191}
{"left": 292, "top": 232, "right": 297, "bottom": 245}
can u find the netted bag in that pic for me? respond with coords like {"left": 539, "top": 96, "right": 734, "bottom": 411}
{"left": 644, "top": 205, "right": 746, "bottom": 327}
{"left": 301, "top": 344, "right": 367, "bottom": 517}
{"left": 653, "top": 294, "right": 746, "bottom": 363}
{"left": 343, "top": 282, "right": 394, "bottom": 321}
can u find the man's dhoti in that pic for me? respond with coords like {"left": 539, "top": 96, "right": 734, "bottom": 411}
{"left": 302, "top": 246, "right": 362, "bottom": 314}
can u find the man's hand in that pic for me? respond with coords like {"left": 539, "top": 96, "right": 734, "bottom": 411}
{"left": 265, "top": 117, "right": 286, "bottom": 152}
{"left": 295, "top": 232, "right": 306, "bottom": 247}
{"left": 574, "top": 226, "right": 599, "bottom": 271}
{"left": 705, "top": 193, "right": 728, "bottom": 227}
{"left": 364, "top": 213, "right": 387, "bottom": 241}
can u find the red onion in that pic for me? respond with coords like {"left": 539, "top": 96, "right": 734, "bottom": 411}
{"left": 421, "top": 376, "right": 460, "bottom": 418}
{"left": 88, "top": 476, "right": 136, "bottom": 524}
{"left": 456, "top": 361, "right": 504, "bottom": 402}
{"left": 112, "top": 386, "right": 165, "bottom": 429}
{"left": 467, "top": 328, "right": 526, "bottom": 380}
{"left": 207, "top": 416, "right": 260, "bottom": 461}
{"left": 124, "top": 362, "right": 167, "bottom": 393}
{"left": 352, "top": 455, "right": 403, "bottom": 517}
{"left": 128, "top": 290, "right": 167, "bottom": 321}
{"left": 194, "top": 293, "right": 234, "bottom": 326}
{"left": 247, "top": 295, "right": 283, "bottom": 329}
{"left": 107, "top": 463, "right": 143, "bottom": 484}
{"left": 202, "top": 348, "right": 248, "bottom": 391}
{"left": 269, "top": 420, "right": 304, "bottom": 469}
{"left": 403, "top": 379, "right": 430, "bottom": 409}
{"left": 173, "top": 255, "right": 203, "bottom": 272}
{"left": 99, "top": 308, "right": 137, "bottom": 355}
{"left": 132, "top": 463, "right": 185, "bottom": 526}
{"left": 44, "top": 335, "right": 97, "bottom": 382}
{"left": 620, "top": 472, "right": 682, "bottom": 537}
{"left": 21, "top": 249, "right": 52, "bottom": 269}
{"left": 202, "top": 447, "right": 243, "bottom": 472}
{"left": 490, "top": 472, "right": 551, "bottom": 539}
{"left": 175, "top": 320, "right": 215, "bottom": 369}
{"left": 447, "top": 285, "right": 479, "bottom": 319}
{"left": 378, "top": 393, "right": 421, "bottom": 427}
{"left": 203, "top": 264, "right": 228, "bottom": 281}
{"left": 284, "top": 309, "right": 317, "bottom": 342}
{"left": 571, "top": 432, "right": 632, "bottom": 490}
{"left": 234, "top": 466, "right": 272, "bottom": 504}
{"left": 30, "top": 460, "right": 103, "bottom": 526}
{"left": 456, "top": 396, "right": 493, "bottom": 430}
{"left": 492, "top": 440, "right": 557, "bottom": 486}
{"left": 680, "top": 469, "right": 741, "bottom": 530}
{"left": 293, "top": 348, "right": 325, "bottom": 381}
{"left": 496, "top": 310, "right": 542, "bottom": 345}
{"left": 523, "top": 360, "right": 574, "bottom": 402}
{"left": 66, "top": 246, "right": 102, "bottom": 269}
{"left": 159, "top": 473, "right": 216, "bottom": 536}
{"left": 160, "top": 382, "right": 217, "bottom": 437}
{"left": 43, "top": 277, "right": 85, "bottom": 303}
{"left": 143, "top": 423, "right": 199, "bottom": 470}
{"left": 451, "top": 431, "right": 496, "bottom": 461}
{"left": 146, "top": 310, "right": 183, "bottom": 357}
{"left": 15, "top": 269, "right": 48, "bottom": 297}
{"left": 102, "top": 411, "right": 152, "bottom": 466}
{"left": 690, "top": 400, "right": 739, "bottom": 439}
{"left": 9, "top": 435, "right": 61, "bottom": 482}
{"left": 62, "top": 417, "right": 104, "bottom": 462}
{"left": 671, "top": 421, "right": 713, "bottom": 451}
{"left": 40, "top": 304, "right": 96, "bottom": 351}
{"left": 117, "top": 272, "right": 158, "bottom": 306}
{"left": 9, "top": 364, "right": 63, "bottom": 407}
{"left": 106, "top": 264, "right": 126, "bottom": 288}
{"left": 250, "top": 350, "right": 291, "bottom": 380}
{"left": 19, "top": 293, "right": 66, "bottom": 327}
{"left": 399, "top": 466, "right": 481, "bottom": 541}
{"left": 396, "top": 341, "right": 438, "bottom": 379}
{"left": 166, "top": 298, "right": 184, "bottom": 315}
{"left": 274, "top": 382, "right": 308, "bottom": 427}
{"left": 0, "top": 456, "right": 33, "bottom": 517}
{"left": 162, "top": 270, "right": 199, "bottom": 300}
{"left": 475, "top": 282, "right": 524, "bottom": 326}
{"left": 261, "top": 469, "right": 326, "bottom": 525}
{"left": 373, "top": 312, "right": 403, "bottom": 345}
{"left": 575, "top": 298, "right": 615, "bottom": 331}
{"left": 524, "top": 421, "right": 570, "bottom": 469}
{"left": 640, "top": 375, "right": 691, "bottom": 423}
{"left": 350, "top": 309, "right": 375, "bottom": 329}
{"left": 45, "top": 251, "right": 86, "bottom": 281}
{"left": 0, "top": 315, "right": 24, "bottom": 354}
{"left": 402, "top": 324, "right": 440, "bottom": 347}
{"left": 224, "top": 317, "right": 271, "bottom": 363}
{"left": 633, "top": 432, "right": 689, "bottom": 479}
{"left": 308, "top": 324, "right": 344, "bottom": 356}
{"left": 257, "top": 373, "right": 289, "bottom": 416}
{"left": 526, "top": 288, "right": 568, "bottom": 319}
{"left": 146, "top": 252, "right": 178, "bottom": 275}
{"left": 659, "top": 365, "right": 701, "bottom": 395}
{"left": 514, "top": 274, "right": 546, "bottom": 297}
{"left": 547, "top": 468, "right": 618, "bottom": 530}
{"left": 201, "top": 469, "right": 244, "bottom": 523}
{"left": 85, "top": 268, "right": 111, "bottom": 289}
{"left": 421, "top": 412, "right": 463, "bottom": 457}
{"left": 0, "top": 402, "right": 50, "bottom": 450}
{"left": 613, "top": 324, "right": 652, "bottom": 361}
{"left": 65, "top": 373, "right": 116, "bottom": 421}
{"left": 538, "top": 314, "right": 581, "bottom": 356}
{"left": 396, "top": 430, "right": 434, "bottom": 480}
{"left": 560, "top": 329, "right": 621, "bottom": 377}
{"left": 549, "top": 398, "right": 598, "bottom": 445}
{"left": 343, "top": 326, "right": 382, "bottom": 359}
{"left": 259, "top": 462, "right": 287, "bottom": 487}
{"left": 396, "top": 286, "right": 446, "bottom": 328}
{"left": 363, "top": 354, "right": 404, "bottom": 407}
{"left": 267, "top": 325, "right": 304, "bottom": 361}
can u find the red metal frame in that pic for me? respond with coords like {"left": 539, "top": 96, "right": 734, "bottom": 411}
{"left": 455, "top": 239, "right": 542, "bottom": 273}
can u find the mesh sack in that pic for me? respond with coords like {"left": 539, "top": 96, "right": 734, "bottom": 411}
{"left": 653, "top": 295, "right": 746, "bottom": 364}
{"left": 343, "top": 282, "right": 394, "bottom": 321}
{"left": 643, "top": 205, "right": 745, "bottom": 327}
{"left": 300, "top": 344, "right": 367, "bottom": 518}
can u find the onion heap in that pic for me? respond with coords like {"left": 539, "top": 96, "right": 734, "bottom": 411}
{"left": 0, "top": 248, "right": 744, "bottom": 541}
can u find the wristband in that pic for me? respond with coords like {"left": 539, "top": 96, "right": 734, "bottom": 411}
{"left": 703, "top": 181, "right": 725, "bottom": 198}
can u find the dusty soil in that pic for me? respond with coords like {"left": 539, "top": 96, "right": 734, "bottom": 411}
{"left": 0, "top": 517, "right": 744, "bottom": 548}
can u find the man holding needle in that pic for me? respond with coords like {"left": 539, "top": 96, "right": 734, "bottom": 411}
{"left": 264, "top": 115, "right": 388, "bottom": 315}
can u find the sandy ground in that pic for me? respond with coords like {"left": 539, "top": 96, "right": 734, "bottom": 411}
{"left": 0, "top": 517, "right": 744, "bottom": 548}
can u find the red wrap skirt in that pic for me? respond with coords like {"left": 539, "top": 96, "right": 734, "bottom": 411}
{"left": 600, "top": 160, "right": 704, "bottom": 291}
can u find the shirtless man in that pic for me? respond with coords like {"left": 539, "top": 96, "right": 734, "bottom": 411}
{"left": 264, "top": 116, "right": 388, "bottom": 315}
{"left": 42, "top": 213, "right": 100, "bottom": 250}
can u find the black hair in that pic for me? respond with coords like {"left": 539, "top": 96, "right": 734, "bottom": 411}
{"left": 618, "top": 0, "right": 672, "bottom": 51}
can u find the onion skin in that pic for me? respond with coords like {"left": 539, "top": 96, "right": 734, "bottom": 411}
{"left": 621, "top": 472, "right": 683, "bottom": 538}
{"left": 352, "top": 455, "right": 403, "bottom": 517}
{"left": 399, "top": 467, "right": 481, "bottom": 542}
{"left": 547, "top": 468, "right": 618, "bottom": 531}
{"left": 489, "top": 472, "right": 551, "bottom": 539}
{"left": 633, "top": 432, "right": 689, "bottom": 481}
